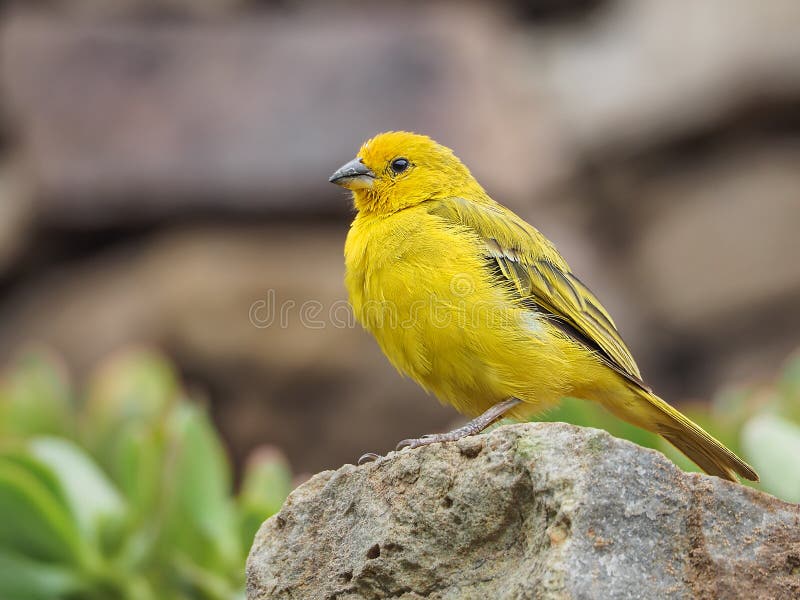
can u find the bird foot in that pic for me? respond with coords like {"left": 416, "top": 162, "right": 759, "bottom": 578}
{"left": 357, "top": 397, "right": 522, "bottom": 465}
{"left": 396, "top": 430, "right": 471, "bottom": 451}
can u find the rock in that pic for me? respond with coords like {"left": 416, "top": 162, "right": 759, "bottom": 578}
{"left": 247, "top": 422, "right": 800, "bottom": 600}
{"left": 523, "top": 0, "right": 800, "bottom": 154}
{"left": 631, "top": 146, "right": 800, "bottom": 334}
{"left": 45, "top": 0, "right": 247, "bottom": 18}
{"left": 0, "top": 7, "right": 559, "bottom": 225}
{"left": 0, "top": 157, "right": 35, "bottom": 275}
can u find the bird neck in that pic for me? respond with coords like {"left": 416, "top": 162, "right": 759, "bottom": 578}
{"left": 352, "top": 179, "right": 489, "bottom": 216}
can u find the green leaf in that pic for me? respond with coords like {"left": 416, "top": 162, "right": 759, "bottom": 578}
{"left": 0, "top": 549, "right": 86, "bottom": 600}
{"left": 84, "top": 348, "right": 179, "bottom": 454}
{"left": 161, "top": 403, "right": 240, "bottom": 575}
{"left": 238, "top": 447, "right": 292, "bottom": 551}
{"left": 0, "top": 349, "right": 72, "bottom": 439}
{"left": 172, "top": 553, "right": 240, "bottom": 600}
{"left": 0, "top": 450, "right": 70, "bottom": 510}
{"left": 778, "top": 352, "right": 800, "bottom": 423}
{"left": 28, "top": 438, "right": 126, "bottom": 546}
{"left": 240, "top": 447, "right": 292, "bottom": 516}
{"left": 742, "top": 414, "right": 800, "bottom": 502}
{"left": 538, "top": 396, "right": 662, "bottom": 450}
{"left": 108, "top": 424, "right": 163, "bottom": 518}
{"left": 0, "top": 459, "right": 84, "bottom": 564}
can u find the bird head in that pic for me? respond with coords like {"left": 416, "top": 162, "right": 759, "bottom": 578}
{"left": 329, "top": 131, "right": 484, "bottom": 214}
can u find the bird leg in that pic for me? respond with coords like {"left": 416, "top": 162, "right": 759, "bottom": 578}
{"left": 396, "top": 397, "right": 522, "bottom": 450}
{"left": 358, "top": 398, "right": 521, "bottom": 464}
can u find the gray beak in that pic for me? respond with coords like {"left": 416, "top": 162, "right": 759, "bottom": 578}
{"left": 329, "top": 157, "right": 375, "bottom": 185}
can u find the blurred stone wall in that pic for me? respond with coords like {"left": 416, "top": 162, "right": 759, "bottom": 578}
{"left": 0, "top": 0, "right": 799, "bottom": 473}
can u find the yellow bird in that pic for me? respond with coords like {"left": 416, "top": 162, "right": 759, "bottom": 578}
{"left": 330, "top": 131, "right": 757, "bottom": 482}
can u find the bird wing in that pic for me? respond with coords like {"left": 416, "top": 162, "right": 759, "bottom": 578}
{"left": 427, "top": 197, "right": 650, "bottom": 392}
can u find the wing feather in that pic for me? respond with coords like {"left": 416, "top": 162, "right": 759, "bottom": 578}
{"left": 427, "top": 197, "right": 650, "bottom": 392}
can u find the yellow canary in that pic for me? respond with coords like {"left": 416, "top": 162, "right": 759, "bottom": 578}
{"left": 330, "top": 131, "right": 757, "bottom": 482}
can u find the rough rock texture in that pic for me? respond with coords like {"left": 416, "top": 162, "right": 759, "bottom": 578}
{"left": 247, "top": 423, "right": 800, "bottom": 600}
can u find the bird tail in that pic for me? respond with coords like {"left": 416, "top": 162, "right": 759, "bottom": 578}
{"left": 606, "top": 390, "right": 759, "bottom": 482}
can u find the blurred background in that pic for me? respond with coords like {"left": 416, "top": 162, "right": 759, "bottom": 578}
{"left": 0, "top": 0, "right": 799, "bottom": 597}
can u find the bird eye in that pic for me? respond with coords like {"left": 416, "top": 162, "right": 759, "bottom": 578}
{"left": 390, "top": 158, "right": 410, "bottom": 174}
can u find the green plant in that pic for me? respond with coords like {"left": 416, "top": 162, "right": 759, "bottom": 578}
{"left": 0, "top": 347, "right": 292, "bottom": 600}
{"left": 532, "top": 350, "right": 800, "bottom": 502}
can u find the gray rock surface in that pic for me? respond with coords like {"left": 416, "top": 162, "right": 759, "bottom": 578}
{"left": 247, "top": 422, "right": 800, "bottom": 600}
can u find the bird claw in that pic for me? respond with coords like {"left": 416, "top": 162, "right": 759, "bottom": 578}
{"left": 396, "top": 439, "right": 415, "bottom": 451}
{"left": 357, "top": 452, "right": 382, "bottom": 465}
{"left": 396, "top": 434, "right": 438, "bottom": 451}
{"left": 361, "top": 435, "right": 439, "bottom": 463}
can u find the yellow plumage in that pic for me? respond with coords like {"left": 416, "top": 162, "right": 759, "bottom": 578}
{"left": 332, "top": 131, "right": 757, "bottom": 482}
